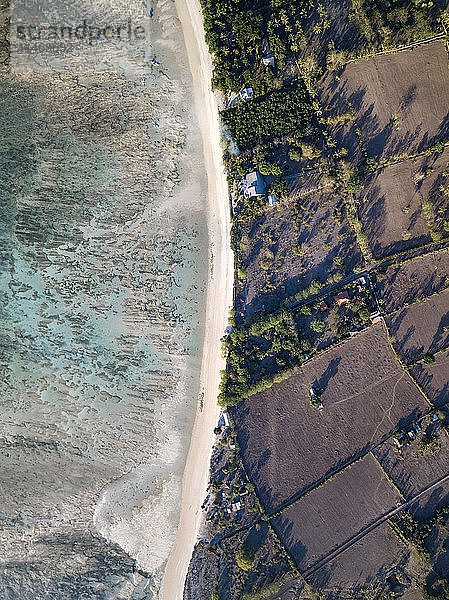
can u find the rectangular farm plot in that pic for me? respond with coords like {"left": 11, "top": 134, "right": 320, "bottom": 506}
{"left": 373, "top": 423, "right": 449, "bottom": 502}
{"left": 319, "top": 40, "right": 449, "bottom": 166}
{"left": 238, "top": 186, "right": 362, "bottom": 320}
{"left": 375, "top": 249, "right": 449, "bottom": 313}
{"left": 271, "top": 455, "right": 402, "bottom": 572}
{"left": 306, "top": 522, "right": 409, "bottom": 592}
{"left": 410, "top": 349, "right": 449, "bottom": 407}
{"left": 386, "top": 290, "right": 449, "bottom": 364}
{"left": 357, "top": 150, "right": 449, "bottom": 259}
{"left": 233, "top": 325, "right": 429, "bottom": 512}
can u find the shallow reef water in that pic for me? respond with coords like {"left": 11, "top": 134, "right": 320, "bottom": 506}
{"left": 0, "top": 0, "right": 208, "bottom": 597}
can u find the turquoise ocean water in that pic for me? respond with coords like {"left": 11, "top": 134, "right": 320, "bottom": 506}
{"left": 0, "top": 0, "right": 208, "bottom": 597}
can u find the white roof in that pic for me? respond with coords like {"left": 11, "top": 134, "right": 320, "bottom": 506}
{"left": 244, "top": 188, "right": 259, "bottom": 198}
{"left": 246, "top": 171, "right": 259, "bottom": 185}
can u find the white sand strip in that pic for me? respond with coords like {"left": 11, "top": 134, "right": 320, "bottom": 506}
{"left": 160, "top": 0, "right": 233, "bottom": 597}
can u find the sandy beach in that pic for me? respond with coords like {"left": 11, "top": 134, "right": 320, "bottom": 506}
{"left": 160, "top": 0, "right": 233, "bottom": 598}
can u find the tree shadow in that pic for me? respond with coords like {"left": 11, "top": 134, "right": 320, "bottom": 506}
{"left": 316, "top": 357, "right": 341, "bottom": 393}
{"left": 270, "top": 515, "right": 308, "bottom": 569}
{"left": 429, "top": 309, "right": 449, "bottom": 355}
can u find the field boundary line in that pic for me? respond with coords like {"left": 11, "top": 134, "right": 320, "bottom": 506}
{"left": 302, "top": 472, "right": 449, "bottom": 579}
{"left": 362, "top": 138, "right": 449, "bottom": 177}
{"left": 369, "top": 450, "right": 407, "bottom": 502}
{"left": 410, "top": 346, "right": 449, "bottom": 368}
{"left": 343, "top": 32, "right": 445, "bottom": 69}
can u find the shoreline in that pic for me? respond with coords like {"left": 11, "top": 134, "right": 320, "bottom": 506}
{"left": 160, "top": 0, "right": 233, "bottom": 597}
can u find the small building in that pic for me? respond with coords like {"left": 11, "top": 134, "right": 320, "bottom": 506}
{"left": 334, "top": 290, "right": 350, "bottom": 306}
{"left": 359, "top": 276, "right": 367, "bottom": 286}
{"left": 232, "top": 502, "right": 241, "bottom": 512}
{"left": 393, "top": 432, "right": 406, "bottom": 448}
{"left": 318, "top": 300, "right": 329, "bottom": 312}
{"left": 239, "top": 87, "right": 253, "bottom": 101}
{"left": 262, "top": 56, "right": 275, "bottom": 67}
{"left": 267, "top": 194, "right": 277, "bottom": 207}
{"left": 223, "top": 411, "right": 230, "bottom": 427}
{"left": 370, "top": 311, "right": 383, "bottom": 324}
{"left": 261, "top": 38, "right": 275, "bottom": 67}
{"left": 244, "top": 171, "right": 266, "bottom": 198}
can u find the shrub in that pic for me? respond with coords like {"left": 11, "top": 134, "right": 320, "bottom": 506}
{"left": 418, "top": 434, "right": 441, "bottom": 456}
{"left": 236, "top": 546, "right": 256, "bottom": 571}
{"left": 310, "top": 318, "right": 326, "bottom": 333}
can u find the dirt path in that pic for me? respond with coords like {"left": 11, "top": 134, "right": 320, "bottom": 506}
{"left": 302, "top": 471, "right": 449, "bottom": 579}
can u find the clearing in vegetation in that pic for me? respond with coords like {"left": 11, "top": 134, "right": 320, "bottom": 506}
{"left": 386, "top": 289, "right": 449, "bottom": 365}
{"left": 356, "top": 150, "right": 449, "bottom": 260}
{"left": 374, "top": 248, "right": 449, "bottom": 313}
{"left": 236, "top": 187, "right": 363, "bottom": 320}
{"left": 318, "top": 40, "right": 449, "bottom": 167}
{"left": 233, "top": 325, "right": 429, "bottom": 512}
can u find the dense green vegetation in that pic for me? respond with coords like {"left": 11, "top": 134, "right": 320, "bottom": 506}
{"left": 350, "top": 0, "right": 437, "bottom": 51}
{"left": 218, "top": 310, "right": 303, "bottom": 406}
{"left": 422, "top": 579, "right": 449, "bottom": 600}
{"left": 222, "top": 86, "right": 315, "bottom": 151}
{"left": 219, "top": 281, "right": 376, "bottom": 405}
{"left": 418, "top": 433, "right": 441, "bottom": 456}
{"left": 200, "top": 0, "right": 443, "bottom": 96}
{"left": 391, "top": 511, "right": 433, "bottom": 561}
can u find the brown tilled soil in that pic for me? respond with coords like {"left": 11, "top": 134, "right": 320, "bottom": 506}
{"left": 375, "top": 249, "right": 449, "bottom": 313}
{"left": 373, "top": 424, "right": 449, "bottom": 501}
{"left": 271, "top": 454, "right": 401, "bottom": 572}
{"left": 239, "top": 188, "right": 362, "bottom": 320}
{"left": 233, "top": 325, "right": 429, "bottom": 512}
{"left": 357, "top": 150, "right": 449, "bottom": 259}
{"left": 305, "top": 522, "right": 412, "bottom": 592}
{"left": 319, "top": 40, "right": 449, "bottom": 165}
{"left": 410, "top": 349, "right": 449, "bottom": 406}
{"left": 386, "top": 289, "right": 449, "bottom": 364}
